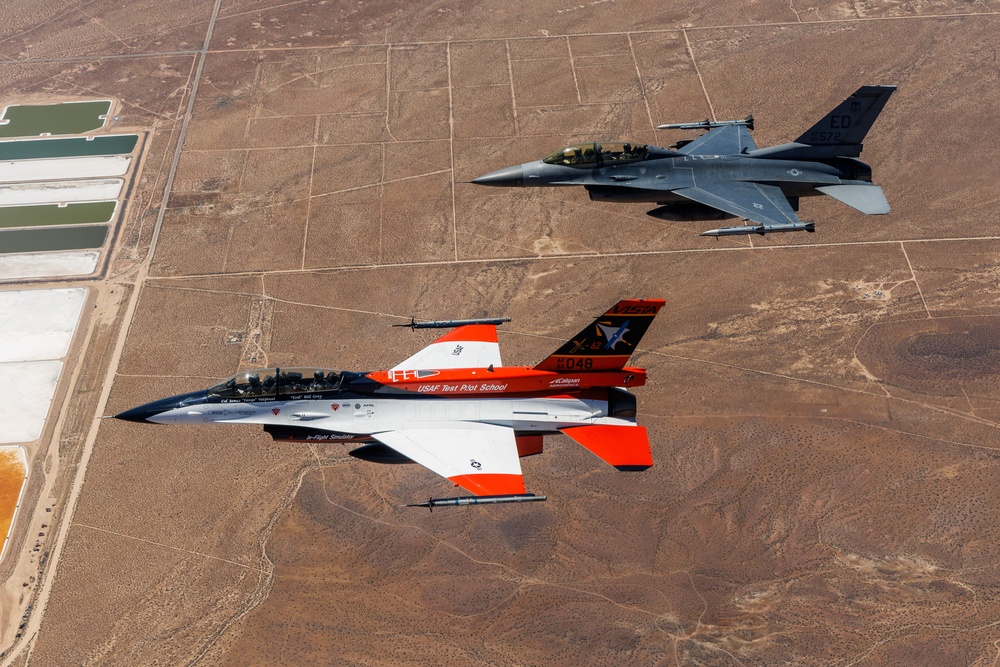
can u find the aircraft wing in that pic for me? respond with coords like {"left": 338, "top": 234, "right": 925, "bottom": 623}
{"left": 391, "top": 324, "right": 502, "bottom": 371}
{"left": 372, "top": 423, "right": 525, "bottom": 496}
{"left": 677, "top": 125, "right": 757, "bottom": 155}
{"left": 673, "top": 182, "right": 800, "bottom": 226}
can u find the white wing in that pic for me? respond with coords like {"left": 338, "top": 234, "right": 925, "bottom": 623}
{"left": 373, "top": 422, "right": 524, "bottom": 496}
{"left": 391, "top": 324, "right": 502, "bottom": 371}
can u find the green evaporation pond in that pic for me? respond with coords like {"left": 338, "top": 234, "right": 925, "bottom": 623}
{"left": 0, "top": 134, "right": 137, "bottom": 160}
{"left": 0, "top": 225, "right": 107, "bottom": 254}
{"left": 0, "top": 202, "right": 116, "bottom": 229}
{"left": 0, "top": 100, "right": 112, "bottom": 138}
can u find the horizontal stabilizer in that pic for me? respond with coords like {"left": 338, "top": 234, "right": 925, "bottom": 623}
{"left": 560, "top": 425, "right": 653, "bottom": 470}
{"left": 816, "top": 185, "right": 890, "bottom": 214}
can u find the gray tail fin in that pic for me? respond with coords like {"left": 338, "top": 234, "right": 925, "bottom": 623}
{"left": 795, "top": 85, "right": 896, "bottom": 151}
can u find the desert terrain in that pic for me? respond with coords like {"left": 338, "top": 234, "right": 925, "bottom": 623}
{"left": 2, "top": 0, "right": 1000, "bottom": 664}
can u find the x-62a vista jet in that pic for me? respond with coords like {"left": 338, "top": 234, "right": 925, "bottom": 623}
{"left": 116, "top": 299, "right": 665, "bottom": 507}
{"left": 472, "top": 86, "right": 895, "bottom": 237}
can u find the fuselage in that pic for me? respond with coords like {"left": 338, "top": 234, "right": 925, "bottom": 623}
{"left": 117, "top": 365, "right": 645, "bottom": 441}
{"left": 476, "top": 152, "right": 874, "bottom": 204}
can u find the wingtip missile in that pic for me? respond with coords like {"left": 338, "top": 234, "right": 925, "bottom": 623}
{"left": 403, "top": 493, "right": 547, "bottom": 511}
{"left": 700, "top": 221, "right": 815, "bottom": 237}
{"left": 393, "top": 317, "right": 511, "bottom": 330}
{"left": 658, "top": 115, "right": 754, "bottom": 131}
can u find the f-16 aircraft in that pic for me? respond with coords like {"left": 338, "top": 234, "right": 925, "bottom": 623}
{"left": 472, "top": 85, "right": 896, "bottom": 237}
{"left": 116, "top": 299, "right": 665, "bottom": 507}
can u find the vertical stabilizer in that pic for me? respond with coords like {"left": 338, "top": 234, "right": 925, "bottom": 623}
{"left": 533, "top": 299, "right": 665, "bottom": 372}
{"left": 749, "top": 85, "right": 896, "bottom": 160}
{"left": 795, "top": 85, "right": 896, "bottom": 148}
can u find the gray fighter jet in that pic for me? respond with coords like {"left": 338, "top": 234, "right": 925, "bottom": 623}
{"left": 472, "top": 85, "right": 896, "bottom": 237}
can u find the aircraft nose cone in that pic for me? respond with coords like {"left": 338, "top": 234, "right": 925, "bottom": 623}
{"left": 471, "top": 165, "right": 524, "bottom": 187}
{"left": 114, "top": 404, "right": 161, "bottom": 423}
{"left": 114, "top": 390, "right": 209, "bottom": 423}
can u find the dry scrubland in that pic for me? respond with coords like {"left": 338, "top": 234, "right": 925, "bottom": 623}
{"left": 3, "top": 0, "right": 1000, "bottom": 664}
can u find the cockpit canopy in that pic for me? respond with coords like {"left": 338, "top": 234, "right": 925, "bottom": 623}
{"left": 542, "top": 142, "right": 648, "bottom": 167}
{"left": 208, "top": 368, "right": 344, "bottom": 399}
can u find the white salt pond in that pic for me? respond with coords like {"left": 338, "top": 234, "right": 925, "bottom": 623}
{"left": 0, "top": 250, "right": 99, "bottom": 280}
{"left": 0, "top": 155, "right": 131, "bottom": 182}
{"left": 0, "top": 288, "right": 86, "bottom": 444}
{"left": 0, "top": 362, "right": 64, "bottom": 443}
{"left": 0, "top": 178, "right": 122, "bottom": 206}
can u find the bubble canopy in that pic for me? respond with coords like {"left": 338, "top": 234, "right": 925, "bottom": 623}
{"left": 208, "top": 368, "right": 344, "bottom": 398}
{"left": 541, "top": 142, "right": 648, "bottom": 167}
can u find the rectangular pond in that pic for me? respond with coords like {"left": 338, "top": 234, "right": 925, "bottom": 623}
{"left": 0, "top": 202, "right": 116, "bottom": 229}
{"left": 0, "top": 135, "right": 138, "bottom": 160}
{"left": 0, "top": 179, "right": 123, "bottom": 206}
{"left": 0, "top": 155, "right": 131, "bottom": 182}
{"left": 0, "top": 250, "right": 100, "bottom": 280}
{"left": 0, "top": 225, "right": 108, "bottom": 253}
{"left": 0, "top": 100, "right": 112, "bottom": 137}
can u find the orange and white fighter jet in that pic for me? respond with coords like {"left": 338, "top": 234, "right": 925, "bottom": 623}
{"left": 116, "top": 299, "right": 665, "bottom": 506}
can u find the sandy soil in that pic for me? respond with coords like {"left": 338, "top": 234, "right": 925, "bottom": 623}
{"left": 2, "top": 0, "right": 1000, "bottom": 664}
